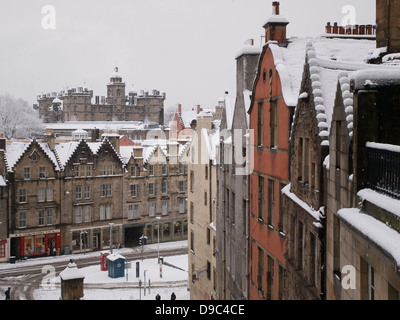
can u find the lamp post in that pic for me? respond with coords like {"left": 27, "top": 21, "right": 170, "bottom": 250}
{"left": 156, "top": 217, "right": 161, "bottom": 263}
{"left": 109, "top": 223, "right": 114, "bottom": 254}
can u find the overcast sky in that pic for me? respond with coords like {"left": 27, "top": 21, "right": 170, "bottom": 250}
{"left": 0, "top": 0, "right": 375, "bottom": 114}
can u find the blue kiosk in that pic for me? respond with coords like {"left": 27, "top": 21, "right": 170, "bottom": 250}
{"left": 107, "top": 253, "right": 126, "bottom": 279}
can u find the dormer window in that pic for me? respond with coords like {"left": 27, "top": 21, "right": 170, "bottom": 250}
{"left": 30, "top": 150, "right": 39, "bottom": 162}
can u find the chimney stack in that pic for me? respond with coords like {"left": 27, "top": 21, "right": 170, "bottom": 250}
{"left": 376, "top": 0, "right": 400, "bottom": 54}
{"left": 197, "top": 105, "right": 201, "bottom": 114}
{"left": 45, "top": 128, "right": 55, "bottom": 150}
{"left": 178, "top": 104, "right": 182, "bottom": 114}
{"left": 263, "top": 1, "right": 289, "bottom": 45}
{"left": 272, "top": 1, "right": 280, "bottom": 15}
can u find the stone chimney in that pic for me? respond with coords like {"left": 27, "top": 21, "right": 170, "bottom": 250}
{"left": 376, "top": 0, "right": 400, "bottom": 53}
{"left": 197, "top": 105, "right": 201, "bottom": 114}
{"left": 45, "top": 128, "right": 55, "bottom": 150}
{"left": 263, "top": 1, "right": 289, "bottom": 45}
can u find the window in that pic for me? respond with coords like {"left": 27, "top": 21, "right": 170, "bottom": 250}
{"left": 39, "top": 210, "right": 45, "bottom": 226}
{"left": 267, "top": 255, "right": 274, "bottom": 300}
{"left": 84, "top": 185, "right": 91, "bottom": 199}
{"left": 74, "top": 165, "right": 93, "bottom": 177}
{"left": 267, "top": 179, "right": 275, "bottom": 226}
{"left": 75, "top": 207, "right": 82, "bottom": 223}
{"left": 207, "top": 228, "right": 211, "bottom": 245}
{"left": 368, "top": 265, "right": 375, "bottom": 300}
{"left": 149, "top": 202, "right": 155, "bottom": 217}
{"left": 179, "top": 199, "right": 185, "bottom": 214}
{"left": 101, "top": 165, "right": 114, "bottom": 175}
{"left": 128, "top": 205, "right": 134, "bottom": 220}
{"left": 130, "top": 165, "right": 137, "bottom": 177}
{"left": 100, "top": 184, "right": 112, "bottom": 197}
{"left": 258, "top": 177, "right": 265, "bottom": 220}
{"left": 309, "top": 232, "right": 316, "bottom": 286}
{"left": 179, "top": 181, "right": 185, "bottom": 193}
{"left": 47, "top": 209, "right": 53, "bottom": 225}
{"left": 204, "top": 191, "right": 207, "bottom": 206}
{"left": 39, "top": 167, "right": 46, "bottom": 178}
{"left": 257, "top": 102, "right": 264, "bottom": 146}
{"left": 278, "top": 265, "right": 286, "bottom": 300}
{"left": 24, "top": 167, "right": 31, "bottom": 180}
{"left": 207, "top": 261, "right": 211, "bottom": 280}
{"left": 19, "top": 212, "right": 27, "bottom": 228}
{"left": 303, "top": 138, "right": 310, "bottom": 184}
{"left": 38, "top": 188, "right": 46, "bottom": 202}
{"left": 149, "top": 183, "right": 155, "bottom": 196}
{"left": 179, "top": 163, "right": 184, "bottom": 174}
{"left": 257, "top": 246, "right": 264, "bottom": 294}
{"left": 19, "top": 189, "right": 27, "bottom": 203}
{"left": 84, "top": 206, "right": 91, "bottom": 222}
{"left": 134, "top": 204, "right": 140, "bottom": 219}
{"left": 205, "top": 165, "right": 208, "bottom": 180}
{"left": 0, "top": 241, "right": 5, "bottom": 258}
{"left": 278, "top": 182, "right": 285, "bottom": 233}
{"left": 149, "top": 165, "right": 154, "bottom": 176}
{"left": 162, "top": 201, "right": 168, "bottom": 216}
{"left": 161, "top": 181, "right": 168, "bottom": 194}
{"left": 100, "top": 204, "right": 112, "bottom": 220}
{"left": 190, "top": 171, "right": 194, "bottom": 192}
{"left": 76, "top": 185, "right": 82, "bottom": 200}
{"left": 190, "top": 202, "right": 194, "bottom": 223}
{"left": 190, "top": 231, "right": 195, "bottom": 253}
{"left": 46, "top": 187, "right": 53, "bottom": 202}
{"left": 297, "top": 221, "right": 304, "bottom": 269}
{"left": 162, "top": 164, "right": 168, "bottom": 175}
{"left": 298, "top": 138, "right": 303, "bottom": 181}
{"left": 130, "top": 184, "right": 138, "bottom": 197}
{"left": 270, "top": 100, "right": 278, "bottom": 148}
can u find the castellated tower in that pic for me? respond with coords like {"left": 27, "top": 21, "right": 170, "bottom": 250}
{"left": 37, "top": 67, "right": 166, "bottom": 124}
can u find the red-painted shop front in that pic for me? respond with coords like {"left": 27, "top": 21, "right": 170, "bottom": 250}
{"left": 19, "top": 232, "right": 61, "bottom": 258}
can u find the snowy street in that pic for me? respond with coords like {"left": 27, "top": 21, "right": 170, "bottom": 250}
{"left": 0, "top": 240, "right": 190, "bottom": 300}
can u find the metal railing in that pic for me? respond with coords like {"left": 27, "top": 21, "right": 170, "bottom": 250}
{"left": 367, "top": 143, "right": 400, "bottom": 199}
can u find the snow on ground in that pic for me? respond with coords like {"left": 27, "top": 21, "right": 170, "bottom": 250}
{"left": 1, "top": 241, "right": 190, "bottom": 300}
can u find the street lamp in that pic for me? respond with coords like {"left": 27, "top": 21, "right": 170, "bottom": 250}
{"left": 156, "top": 217, "right": 161, "bottom": 264}
{"left": 109, "top": 223, "right": 114, "bottom": 254}
{"left": 80, "top": 230, "right": 88, "bottom": 254}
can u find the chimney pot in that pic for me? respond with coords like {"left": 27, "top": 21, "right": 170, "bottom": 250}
{"left": 272, "top": 1, "right": 280, "bottom": 15}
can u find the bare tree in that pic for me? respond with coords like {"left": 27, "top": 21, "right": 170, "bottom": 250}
{"left": 0, "top": 94, "right": 44, "bottom": 139}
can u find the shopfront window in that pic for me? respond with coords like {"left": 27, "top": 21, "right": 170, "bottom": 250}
{"left": 24, "top": 237, "right": 34, "bottom": 255}
{"left": 174, "top": 221, "right": 182, "bottom": 237}
{"left": 35, "top": 235, "right": 45, "bottom": 254}
{"left": 163, "top": 222, "right": 171, "bottom": 239}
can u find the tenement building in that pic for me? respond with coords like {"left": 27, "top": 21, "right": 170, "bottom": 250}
{"left": 36, "top": 67, "right": 166, "bottom": 125}
{"left": 0, "top": 132, "right": 188, "bottom": 262}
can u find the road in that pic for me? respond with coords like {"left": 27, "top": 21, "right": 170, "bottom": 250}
{"left": 0, "top": 244, "right": 188, "bottom": 300}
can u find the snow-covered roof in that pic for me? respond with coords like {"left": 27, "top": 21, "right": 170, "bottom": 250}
{"left": 350, "top": 68, "right": 400, "bottom": 90}
{"left": 202, "top": 128, "right": 220, "bottom": 164}
{"left": 281, "top": 183, "right": 322, "bottom": 221}
{"left": 4, "top": 141, "right": 61, "bottom": 172}
{"left": 235, "top": 39, "right": 262, "bottom": 59}
{"left": 268, "top": 38, "right": 310, "bottom": 107}
{"left": 263, "top": 14, "right": 289, "bottom": 26}
{"left": 59, "top": 261, "right": 85, "bottom": 280}
{"left": 107, "top": 253, "right": 126, "bottom": 262}
{"left": 338, "top": 207, "right": 400, "bottom": 273}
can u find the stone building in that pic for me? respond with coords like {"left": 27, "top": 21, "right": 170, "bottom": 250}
{"left": 325, "top": 65, "right": 400, "bottom": 299}
{"left": 37, "top": 67, "right": 166, "bottom": 125}
{"left": 215, "top": 39, "right": 259, "bottom": 300}
{"left": 282, "top": 33, "right": 376, "bottom": 299}
{"left": 120, "top": 138, "right": 189, "bottom": 248}
{"left": 187, "top": 111, "right": 219, "bottom": 300}
{"left": 0, "top": 132, "right": 188, "bottom": 261}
